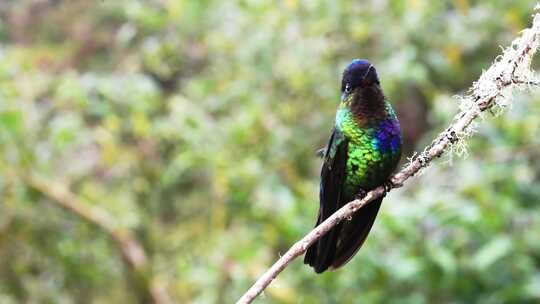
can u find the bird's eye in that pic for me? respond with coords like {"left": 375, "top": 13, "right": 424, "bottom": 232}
{"left": 345, "top": 84, "right": 352, "bottom": 93}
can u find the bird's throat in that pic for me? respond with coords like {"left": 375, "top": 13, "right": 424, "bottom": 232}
{"left": 349, "top": 86, "right": 386, "bottom": 124}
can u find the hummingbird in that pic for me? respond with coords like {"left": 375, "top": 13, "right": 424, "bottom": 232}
{"left": 304, "top": 59, "right": 402, "bottom": 273}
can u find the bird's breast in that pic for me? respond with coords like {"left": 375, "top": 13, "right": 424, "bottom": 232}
{"left": 340, "top": 116, "right": 402, "bottom": 194}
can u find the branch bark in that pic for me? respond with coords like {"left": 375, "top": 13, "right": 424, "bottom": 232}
{"left": 237, "top": 10, "right": 540, "bottom": 304}
{"left": 20, "top": 172, "right": 170, "bottom": 304}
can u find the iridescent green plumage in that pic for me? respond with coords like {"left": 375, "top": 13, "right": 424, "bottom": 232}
{"left": 337, "top": 101, "right": 401, "bottom": 196}
{"left": 305, "top": 59, "right": 402, "bottom": 273}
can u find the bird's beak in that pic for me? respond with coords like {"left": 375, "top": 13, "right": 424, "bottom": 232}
{"left": 362, "top": 64, "right": 373, "bottom": 81}
{"left": 360, "top": 64, "right": 374, "bottom": 87}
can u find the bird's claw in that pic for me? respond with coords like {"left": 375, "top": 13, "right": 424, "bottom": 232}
{"left": 355, "top": 189, "right": 367, "bottom": 200}
{"left": 383, "top": 180, "right": 394, "bottom": 194}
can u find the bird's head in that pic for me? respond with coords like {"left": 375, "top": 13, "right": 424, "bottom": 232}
{"left": 340, "top": 59, "right": 380, "bottom": 104}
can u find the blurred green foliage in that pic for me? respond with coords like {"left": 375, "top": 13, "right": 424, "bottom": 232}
{"left": 1, "top": 0, "right": 540, "bottom": 303}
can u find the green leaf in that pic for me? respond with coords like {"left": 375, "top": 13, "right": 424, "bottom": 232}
{"left": 471, "top": 237, "right": 512, "bottom": 271}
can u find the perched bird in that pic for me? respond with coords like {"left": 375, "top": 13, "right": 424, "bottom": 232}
{"left": 304, "top": 59, "right": 402, "bottom": 273}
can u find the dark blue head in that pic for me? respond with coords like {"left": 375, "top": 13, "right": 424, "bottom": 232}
{"left": 341, "top": 59, "right": 380, "bottom": 98}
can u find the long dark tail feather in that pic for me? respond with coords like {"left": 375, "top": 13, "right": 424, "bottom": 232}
{"left": 331, "top": 197, "right": 383, "bottom": 269}
{"left": 303, "top": 220, "right": 319, "bottom": 267}
{"left": 304, "top": 216, "right": 342, "bottom": 273}
{"left": 304, "top": 196, "right": 383, "bottom": 273}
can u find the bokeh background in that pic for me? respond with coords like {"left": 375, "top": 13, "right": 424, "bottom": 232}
{"left": 1, "top": 1, "right": 540, "bottom": 303}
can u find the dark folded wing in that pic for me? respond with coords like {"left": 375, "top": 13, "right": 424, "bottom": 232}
{"left": 304, "top": 128, "right": 349, "bottom": 273}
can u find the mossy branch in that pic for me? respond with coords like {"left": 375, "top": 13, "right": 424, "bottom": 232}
{"left": 237, "top": 9, "right": 540, "bottom": 304}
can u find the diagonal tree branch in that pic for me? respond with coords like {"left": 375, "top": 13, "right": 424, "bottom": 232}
{"left": 237, "top": 10, "right": 540, "bottom": 304}
{"left": 19, "top": 172, "right": 171, "bottom": 304}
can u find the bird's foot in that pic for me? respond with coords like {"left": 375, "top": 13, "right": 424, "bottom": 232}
{"left": 354, "top": 189, "right": 368, "bottom": 200}
{"left": 383, "top": 180, "right": 395, "bottom": 195}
